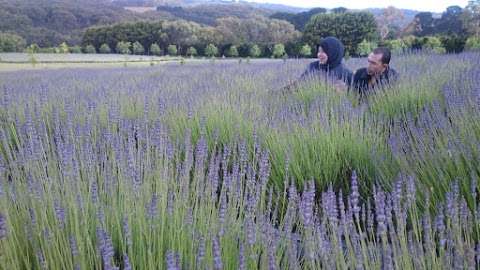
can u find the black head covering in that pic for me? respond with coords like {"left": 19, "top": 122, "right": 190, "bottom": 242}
{"left": 317, "top": 36, "right": 345, "bottom": 69}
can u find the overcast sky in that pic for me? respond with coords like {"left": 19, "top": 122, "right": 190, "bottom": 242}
{"left": 248, "top": 0, "right": 469, "bottom": 12}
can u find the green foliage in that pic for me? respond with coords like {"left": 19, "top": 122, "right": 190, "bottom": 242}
{"left": 186, "top": 46, "right": 197, "bottom": 57}
{"left": 132, "top": 41, "right": 145, "bottom": 55}
{"left": 167, "top": 44, "right": 178, "bottom": 56}
{"left": 384, "top": 39, "right": 407, "bottom": 53}
{"left": 423, "top": 36, "right": 446, "bottom": 53}
{"left": 465, "top": 35, "right": 480, "bottom": 50}
{"left": 303, "top": 12, "right": 377, "bottom": 56}
{"left": 69, "top": 45, "right": 82, "bottom": 54}
{"left": 299, "top": 44, "right": 312, "bottom": 57}
{"left": 270, "top": 7, "right": 327, "bottom": 30}
{"left": 272, "top": 43, "right": 286, "bottom": 58}
{"left": 204, "top": 43, "right": 218, "bottom": 57}
{"left": 356, "top": 39, "right": 377, "bottom": 56}
{"left": 26, "top": 43, "right": 39, "bottom": 54}
{"left": 150, "top": 43, "right": 162, "bottom": 56}
{"left": 0, "top": 0, "right": 137, "bottom": 47}
{"left": 84, "top": 44, "right": 96, "bottom": 54}
{"left": 116, "top": 41, "right": 131, "bottom": 54}
{"left": 99, "top": 43, "right": 111, "bottom": 54}
{"left": 225, "top": 45, "right": 239, "bottom": 57}
{"left": 248, "top": 44, "right": 261, "bottom": 58}
{"left": 0, "top": 32, "right": 26, "bottom": 52}
{"left": 58, "top": 42, "right": 70, "bottom": 53}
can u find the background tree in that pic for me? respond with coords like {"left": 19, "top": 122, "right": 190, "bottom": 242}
{"left": 384, "top": 39, "right": 407, "bottom": 53}
{"left": 357, "top": 39, "right": 377, "bottom": 56}
{"left": 303, "top": 12, "right": 377, "bottom": 56}
{"left": 132, "top": 41, "right": 145, "bottom": 55}
{"left": 204, "top": 43, "right": 218, "bottom": 57}
{"left": 226, "top": 45, "right": 239, "bottom": 57}
{"left": 377, "top": 6, "right": 405, "bottom": 40}
{"left": 116, "top": 41, "right": 131, "bottom": 54}
{"left": 249, "top": 44, "right": 261, "bottom": 58}
{"left": 70, "top": 45, "right": 82, "bottom": 53}
{"left": 84, "top": 44, "right": 96, "bottom": 54}
{"left": 58, "top": 42, "right": 70, "bottom": 53}
{"left": 299, "top": 44, "right": 312, "bottom": 57}
{"left": 99, "top": 43, "right": 111, "bottom": 54}
{"left": 465, "top": 35, "right": 480, "bottom": 50}
{"left": 331, "top": 7, "right": 348, "bottom": 14}
{"left": 423, "top": 36, "right": 446, "bottom": 53}
{"left": 186, "top": 46, "right": 197, "bottom": 57}
{"left": 0, "top": 32, "right": 26, "bottom": 52}
{"left": 150, "top": 43, "right": 162, "bottom": 56}
{"left": 167, "top": 44, "right": 177, "bottom": 56}
{"left": 270, "top": 7, "right": 327, "bottom": 31}
{"left": 272, "top": 43, "right": 286, "bottom": 58}
{"left": 462, "top": 0, "right": 480, "bottom": 36}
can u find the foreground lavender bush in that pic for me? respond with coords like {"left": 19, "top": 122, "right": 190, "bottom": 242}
{"left": 0, "top": 53, "right": 479, "bottom": 269}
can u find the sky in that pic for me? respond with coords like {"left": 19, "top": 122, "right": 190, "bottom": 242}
{"left": 248, "top": 0, "right": 469, "bottom": 12}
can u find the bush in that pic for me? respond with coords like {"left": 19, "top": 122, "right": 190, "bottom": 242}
{"left": 116, "top": 41, "right": 131, "bottom": 54}
{"left": 423, "top": 36, "right": 446, "bottom": 54}
{"left": 70, "top": 45, "right": 82, "bottom": 54}
{"left": 465, "top": 36, "right": 480, "bottom": 50}
{"left": 58, "top": 42, "right": 70, "bottom": 53}
{"left": 356, "top": 39, "right": 377, "bottom": 56}
{"left": 204, "top": 44, "right": 218, "bottom": 57}
{"left": 150, "top": 43, "right": 162, "bottom": 56}
{"left": 272, "top": 43, "right": 286, "bottom": 58}
{"left": 384, "top": 39, "right": 407, "bottom": 54}
{"left": 249, "top": 44, "right": 261, "bottom": 58}
{"left": 167, "top": 44, "right": 177, "bottom": 56}
{"left": 99, "top": 43, "right": 111, "bottom": 54}
{"left": 0, "top": 32, "right": 26, "bottom": 52}
{"left": 132, "top": 41, "right": 145, "bottom": 55}
{"left": 186, "top": 46, "right": 197, "bottom": 57}
{"left": 226, "top": 45, "right": 239, "bottom": 57}
{"left": 299, "top": 44, "right": 312, "bottom": 57}
{"left": 84, "top": 44, "right": 96, "bottom": 54}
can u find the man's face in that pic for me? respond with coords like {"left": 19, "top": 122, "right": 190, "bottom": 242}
{"left": 317, "top": 46, "right": 328, "bottom": 64}
{"left": 367, "top": 53, "right": 387, "bottom": 76}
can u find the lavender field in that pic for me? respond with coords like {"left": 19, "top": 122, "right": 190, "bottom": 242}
{"left": 0, "top": 53, "right": 479, "bottom": 269}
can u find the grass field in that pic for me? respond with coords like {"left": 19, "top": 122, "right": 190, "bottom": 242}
{"left": 0, "top": 52, "right": 479, "bottom": 269}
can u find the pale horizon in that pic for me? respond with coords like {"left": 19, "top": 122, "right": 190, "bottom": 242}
{"left": 247, "top": 0, "right": 469, "bottom": 13}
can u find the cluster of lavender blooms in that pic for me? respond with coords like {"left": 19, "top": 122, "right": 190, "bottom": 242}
{"left": 0, "top": 53, "right": 479, "bottom": 269}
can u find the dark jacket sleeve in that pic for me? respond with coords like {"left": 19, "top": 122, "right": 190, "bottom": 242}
{"left": 300, "top": 61, "right": 319, "bottom": 79}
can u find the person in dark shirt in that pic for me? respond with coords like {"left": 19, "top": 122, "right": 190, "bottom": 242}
{"left": 301, "top": 36, "right": 353, "bottom": 86}
{"left": 351, "top": 47, "right": 398, "bottom": 98}
{"left": 282, "top": 36, "right": 353, "bottom": 93}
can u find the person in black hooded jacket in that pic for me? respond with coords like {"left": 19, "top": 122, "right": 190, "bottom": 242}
{"left": 300, "top": 36, "right": 353, "bottom": 86}
{"left": 281, "top": 37, "right": 353, "bottom": 93}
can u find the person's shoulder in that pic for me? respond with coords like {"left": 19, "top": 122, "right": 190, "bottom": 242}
{"left": 353, "top": 67, "right": 368, "bottom": 79}
{"left": 308, "top": 61, "right": 320, "bottom": 71}
{"left": 388, "top": 67, "right": 399, "bottom": 79}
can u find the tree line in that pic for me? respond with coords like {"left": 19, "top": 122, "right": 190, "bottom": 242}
{"left": 1, "top": 1, "right": 480, "bottom": 56}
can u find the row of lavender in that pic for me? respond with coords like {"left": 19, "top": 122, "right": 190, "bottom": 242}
{"left": 0, "top": 54, "right": 479, "bottom": 269}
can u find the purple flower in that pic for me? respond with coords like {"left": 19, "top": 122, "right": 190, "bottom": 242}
{"left": 350, "top": 170, "right": 361, "bottom": 220}
{"left": 123, "top": 216, "right": 132, "bottom": 248}
{"left": 146, "top": 193, "right": 159, "bottom": 220}
{"left": 123, "top": 253, "right": 132, "bottom": 270}
{"left": 96, "top": 228, "right": 117, "bottom": 270}
{"left": 166, "top": 250, "right": 178, "bottom": 270}
{"left": 54, "top": 201, "right": 65, "bottom": 229}
{"left": 0, "top": 213, "right": 7, "bottom": 240}
{"left": 196, "top": 236, "right": 205, "bottom": 267}
{"left": 238, "top": 240, "right": 246, "bottom": 270}
{"left": 374, "top": 186, "right": 386, "bottom": 236}
{"left": 70, "top": 235, "right": 79, "bottom": 257}
{"left": 212, "top": 235, "right": 223, "bottom": 270}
